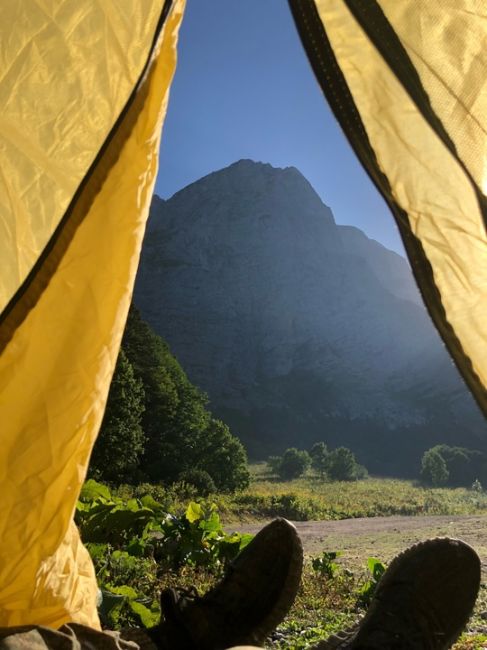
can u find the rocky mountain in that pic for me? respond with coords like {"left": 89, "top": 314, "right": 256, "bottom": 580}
{"left": 134, "top": 160, "right": 485, "bottom": 475}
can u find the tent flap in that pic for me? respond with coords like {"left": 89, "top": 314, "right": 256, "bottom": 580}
{"left": 0, "top": 0, "right": 185, "bottom": 628}
{"left": 289, "top": 0, "right": 487, "bottom": 416}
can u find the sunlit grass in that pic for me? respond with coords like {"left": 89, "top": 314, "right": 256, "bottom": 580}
{"left": 218, "top": 463, "right": 487, "bottom": 522}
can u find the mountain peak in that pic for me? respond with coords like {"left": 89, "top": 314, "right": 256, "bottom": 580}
{"left": 137, "top": 162, "right": 484, "bottom": 472}
{"left": 162, "top": 160, "right": 334, "bottom": 228}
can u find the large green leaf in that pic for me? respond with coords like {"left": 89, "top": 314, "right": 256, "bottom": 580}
{"left": 185, "top": 501, "right": 204, "bottom": 523}
{"left": 80, "top": 479, "right": 112, "bottom": 502}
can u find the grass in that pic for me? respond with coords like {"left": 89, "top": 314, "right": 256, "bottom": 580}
{"left": 218, "top": 463, "right": 487, "bottom": 522}
{"left": 111, "top": 467, "right": 487, "bottom": 648}
{"left": 154, "top": 553, "right": 487, "bottom": 649}
{"left": 268, "top": 562, "right": 487, "bottom": 650}
{"left": 114, "top": 463, "right": 487, "bottom": 523}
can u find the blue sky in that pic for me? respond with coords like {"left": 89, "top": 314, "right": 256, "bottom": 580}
{"left": 155, "top": 0, "right": 404, "bottom": 255}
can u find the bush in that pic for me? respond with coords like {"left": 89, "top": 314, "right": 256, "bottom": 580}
{"left": 277, "top": 448, "right": 311, "bottom": 480}
{"left": 420, "top": 448, "right": 449, "bottom": 486}
{"left": 178, "top": 469, "right": 216, "bottom": 496}
{"left": 420, "top": 444, "right": 487, "bottom": 488}
{"left": 326, "top": 447, "right": 359, "bottom": 481}
{"left": 195, "top": 419, "right": 250, "bottom": 492}
{"left": 471, "top": 479, "right": 483, "bottom": 493}
{"left": 354, "top": 464, "right": 369, "bottom": 480}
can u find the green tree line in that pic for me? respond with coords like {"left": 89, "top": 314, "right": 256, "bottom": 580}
{"left": 420, "top": 444, "right": 487, "bottom": 489}
{"left": 268, "top": 442, "right": 368, "bottom": 481}
{"left": 89, "top": 306, "right": 250, "bottom": 492}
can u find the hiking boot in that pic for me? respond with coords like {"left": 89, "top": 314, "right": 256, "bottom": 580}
{"left": 149, "top": 517, "right": 303, "bottom": 650}
{"left": 313, "top": 537, "right": 480, "bottom": 650}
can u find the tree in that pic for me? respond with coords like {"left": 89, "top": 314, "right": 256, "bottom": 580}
{"left": 277, "top": 448, "right": 311, "bottom": 480}
{"left": 310, "top": 442, "right": 329, "bottom": 477}
{"left": 195, "top": 418, "right": 250, "bottom": 492}
{"left": 420, "top": 448, "right": 449, "bottom": 486}
{"left": 121, "top": 307, "right": 207, "bottom": 482}
{"left": 119, "top": 306, "right": 249, "bottom": 491}
{"left": 326, "top": 447, "right": 358, "bottom": 481}
{"left": 432, "top": 445, "right": 486, "bottom": 487}
{"left": 90, "top": 349, "right": 145, "bottom": 483}
{"left": 419, "top": 445, "right": 487, "bottom": 488}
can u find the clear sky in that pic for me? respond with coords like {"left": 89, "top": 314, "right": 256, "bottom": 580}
{"left": 155, "top": 0, "right": 405, "bottom": 255}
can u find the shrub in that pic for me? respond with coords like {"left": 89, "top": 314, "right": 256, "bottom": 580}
{"left": 419, "top": 444, "right": 487, "bottom": 488}
{"left": 420, "top": 448, "right": 449, "bottom": 486}
{"left": 278, "top": 448, "right": 311, "bottom": 480}
{"left": 326, "top": 447, "right": 359, "bottom": 481}
{"left": 354, "top": 463, "right": 369, "bottom": 480}
{"left": 195, "top": 418, "right": 250, "bottom": 492}
{"left": 471, "top": 479, "right": 483, "bottom": 493}
{"left": 178, "top": 469, "right": 216, "bottom": 496}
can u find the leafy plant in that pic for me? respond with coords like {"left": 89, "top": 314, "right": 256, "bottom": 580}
{"left": 311, "top": 551, "right": 341, "bottom": 579}
{"left": 357, "top": 557, "right": 387, "bottom": 608}
{"left": 154, "top": 501, "right": 253, "bottom": 570}
{"left": 77, "top": 480, "right": 254, "bottom": 628}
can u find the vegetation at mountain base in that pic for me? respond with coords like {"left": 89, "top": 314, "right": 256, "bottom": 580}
{"left": 76, "top": 480, "right": 253, "bottom": 629}
{"left": 110, "top": 467, "right": 487, "bottom": 526}
{"left": 229, "top": 465, "right": 487, "bottom": 522}
{"left": 77, "top": 479, "right": 487, "bottom": 648}
{"left": 420, "top": 445, "right": 487, "bottom": 489}
{"left": 326, "top": 447, "right": 368, "bottom": 481}
{"left": 273, "top": 448, "right": 312, "bottom": 480}
{"left": 90, "top": 306, "right": 250, "bottom": 492}
{"left": 309, "top": 442, "right": 329, "bottom": 477}
{"left": 420, "top": 447, "right": 449, "bottom": 487}
{"left": 89, "top": 349, "right": 146, "bottom": 483}
{"left": 268, "top": 444, "right": 367, "bottom": 483}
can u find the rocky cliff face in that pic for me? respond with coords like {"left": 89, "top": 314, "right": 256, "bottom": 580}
{"left": 135, "top": 160, "right": 485, "bottom": 474}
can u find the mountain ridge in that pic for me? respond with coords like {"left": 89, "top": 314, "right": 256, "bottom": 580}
{"left": 134, "top": 160, "right": 485, "bottom": 474}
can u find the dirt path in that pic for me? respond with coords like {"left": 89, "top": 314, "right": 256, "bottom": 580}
{"left": 236, "top": 514, "right": 487, "bottom": 572}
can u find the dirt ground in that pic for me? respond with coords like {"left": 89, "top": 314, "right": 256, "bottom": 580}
{"left": 238, "top": 515, "right": 487, "bottom": 573}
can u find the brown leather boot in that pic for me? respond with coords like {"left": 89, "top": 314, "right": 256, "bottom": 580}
{"left": 313, "top": 538, "right": 480, "bottom": 650}
{"left": 149, "top": 518, "right": 303, "bottom": 650}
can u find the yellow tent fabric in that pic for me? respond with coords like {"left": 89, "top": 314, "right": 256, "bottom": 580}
{"left": 289, "top": 0, "right": 487, "bottom": 417}
{"left": 0, "top": 0, "right": 185, "bottom": 629}
{"left": 1, "top": 0, "right": 484, "bottom": 635}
